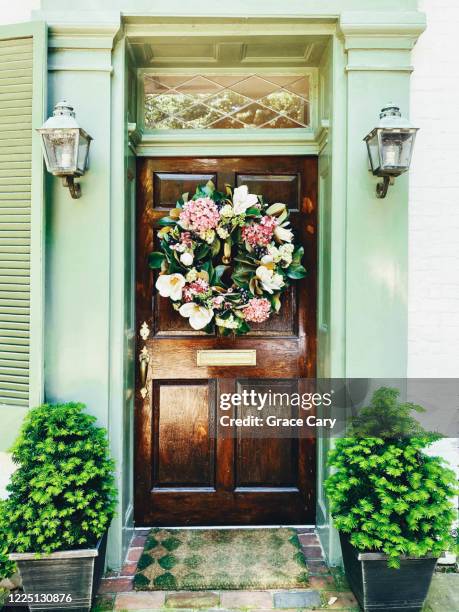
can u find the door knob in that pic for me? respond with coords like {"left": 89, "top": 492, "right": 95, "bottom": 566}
{"left": 139, "top": 346, "right": 150, "bottom": 398}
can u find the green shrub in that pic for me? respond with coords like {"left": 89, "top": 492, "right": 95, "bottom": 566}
{"left": 0, "top": 402, "right": 117, "bottom": 555}
{"left": 0, "top": 502, "right": 15, "bottom": 579}
{"left": 325, "top": 387, "right": 458, "bottom": 568}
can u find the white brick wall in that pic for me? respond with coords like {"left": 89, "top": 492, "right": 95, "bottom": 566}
{"left": 410, "top": 0, "right": 459, "bottom": 496}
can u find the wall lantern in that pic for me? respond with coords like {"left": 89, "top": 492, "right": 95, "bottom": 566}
{"left": 364, "top": 104, "right": 418, "bottom": 198}
{"left": 37, "top": 100, "right": 92, "bottom": 199}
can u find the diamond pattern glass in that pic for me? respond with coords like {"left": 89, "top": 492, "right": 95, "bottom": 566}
{"left": 144, "top": 73, "right": 310, "bottom": 129}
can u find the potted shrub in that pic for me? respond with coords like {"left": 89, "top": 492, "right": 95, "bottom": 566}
{"left": 325, "top": 387, "right": 458, "bottom": 612}
{"left": 1, "top": 522, "right": 16, "bottom": 609}
{"left": 0, "top": 510, "right": 21, "bottom": 607}
{"left": 1, "top": 402, "right": 117, "bottom": 612}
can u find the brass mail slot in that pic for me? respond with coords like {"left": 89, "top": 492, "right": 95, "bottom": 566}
{"left": 197, "top": 349, "right": 257, "bottom": 367}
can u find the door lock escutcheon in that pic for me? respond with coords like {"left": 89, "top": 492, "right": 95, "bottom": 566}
{"left": 139, "top": 346, "right": 150, "bottom": 398}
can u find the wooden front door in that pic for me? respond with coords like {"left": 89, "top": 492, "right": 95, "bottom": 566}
{"left": 135, "top": 156, "right": 317, "bottom": 526}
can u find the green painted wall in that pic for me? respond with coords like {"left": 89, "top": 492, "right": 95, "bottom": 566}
{"left": 0, "top": 1, "right": 423, "bottom": 568}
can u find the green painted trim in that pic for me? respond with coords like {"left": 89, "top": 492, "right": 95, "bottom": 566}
{"left": 125, "top": 21, "right": 337, "bottom": 38}
{"left": 48, "top": 65, "right": 114, "bottom": 73}
{"left": 137, "top": 144, "right": 320, "bottom": 157}
{"left": 30, "top": 22, "right": 48, "bottom": 410}
{"left": 39, "top": 0, "right": 419, "bottom": 15}
{"left": 136, "top": 130, "right": 319, "bottom": 157}
{"left": 340, "top": 10, "right": 426, "bottom": 39}
{"left": 345, "top": 65, "right": 414, "bottom": 72}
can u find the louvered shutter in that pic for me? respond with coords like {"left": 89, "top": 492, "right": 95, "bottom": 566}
{"left": 0, "top": 23, "right": 46, "bottom": 408}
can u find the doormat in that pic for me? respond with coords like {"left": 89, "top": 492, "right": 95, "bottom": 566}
{"left": 134, "top": 528, "right": 308, "bottom": 591}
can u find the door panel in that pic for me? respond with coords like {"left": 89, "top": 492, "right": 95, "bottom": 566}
{"left": 135, "top": 156, "right": 317, "bottom": 525}
{"left": 153, "top": 381, "right": 216, "bottom": 488}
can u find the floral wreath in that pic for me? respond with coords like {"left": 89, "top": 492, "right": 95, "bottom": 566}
{"left": 149, "top": 181, "right": 306, "bottom": 335}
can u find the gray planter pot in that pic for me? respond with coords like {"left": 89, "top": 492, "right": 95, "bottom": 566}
{"left": 340, "top": 533, "right": 437, "bottom": 612}
{"left": 9, "top": 533, "right": 107, "bottom": 612}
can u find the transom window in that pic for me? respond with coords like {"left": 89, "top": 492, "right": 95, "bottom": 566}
{"left": 143, "top": 73, "right": 311, "bottom": 130}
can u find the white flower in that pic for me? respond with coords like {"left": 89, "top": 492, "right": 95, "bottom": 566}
{"left": 156, "top": 273, "right": 186, "bottom": 301}
{"left": 260, "top": 254, "right": 275, "bottom": 265}
{"left": 274, "top": 225, "right": 294, "bottom": 243}
{"left": 266, "top": 245, "right": 281, "bottom": 262}
{"left": 279, "top": 243, "right": 294, "bottom": 266}
{"left": 233, "top": 185, "right": 259, "bottom": 215}
{"left": 256, "top": 265, "right": 285, "bottom": 294}
{"left": 280, "top": 243, "right": 294, "bottom": 255}
{"left": 180, "top": 252, "right": 194, "bottom": 266}
{"left": 217, "top": 227, "right": 229, "bottom": 239}
{"left": 186, "top": 268, "right": 198, "bottom": 282}
{"left": 216, "top": 315, "right": 239, "bottom": 329}
{"left": 203, "top": 229, "right": 216, "bottom": 244}
{"left": 179, "top": 302, "right": 214, "bottom": 330}
{"left": 220, "top": 204, "right": 234, "bottom": 218}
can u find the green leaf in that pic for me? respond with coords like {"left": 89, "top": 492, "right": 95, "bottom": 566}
{"left": 213, "top": 265, "right": 228, "bottom": 285}
{"left": 195, "top": 243, "right": 211, "bottom": 260}
{"left": 148, "top": 252, "right": 165, "bottom": 269}
{"left": 203, "top": 180, "right": 215, "bottom": 195}
{"left": 292, "top": 246, "right": 304, "bottom": 265}
{"left": 236, "top": 320, "right": 251, "bottom": 335}
{"left": 271, "top": 293, "right": 282, "bottom": 313}
{"left": 201, "top": 260, "right": 214, "bottom": 282}
{"left": 158, "top": 217, "right": 177, "bottom": 227}
{"left": 286, "top": 264, "right": 306, "bottom": 279}
{"left": 211, "top": 237, "right": 221, "bottom": 257}
{"left": 245, "top": 207, "right": 262, "bottom": 216}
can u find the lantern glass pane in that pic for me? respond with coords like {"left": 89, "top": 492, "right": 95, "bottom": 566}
{"left": 42, "top": 128, "right": 78, "bottom": 175}
{"left": 366, "top": 132, "right": 381, "bottom": 173}
{"left": 76, "top": 131, "right": 90, "bottom": 174}
{"left": 380, "top": 130, "right": 415, "bottom": 173}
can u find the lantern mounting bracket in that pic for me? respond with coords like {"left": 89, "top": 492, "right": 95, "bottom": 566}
{"left": 62, "top": 176, "right": 82, "bottom": 199}
{"left": 376, "top": 176, "right": 394, "bottom": 199}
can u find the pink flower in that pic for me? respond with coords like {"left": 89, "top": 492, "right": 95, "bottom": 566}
{"left": 180, "top": 231, "right": 193, "bottom": 247}
{"left": 242, "top": 216, "right": 278, "bottom": 247}
{"left": 179, "top": 198, "right": 220, "bottom": 234}
{"left": 212, "top": 296, "right": 225, "bottom": 309}
{"left": 242, "top": 298, "right": 271, "bottom": 323}
{"left": 183, "top": 278, "right": 210, "bottom": 302}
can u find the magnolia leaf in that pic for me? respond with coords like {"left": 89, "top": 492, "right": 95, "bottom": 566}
{"left": 286, "top": 264, "right": 307, "bottom": 279}
{"left": 225, "top": 183, "right": 232, "bottom": 196}
{"left": 234, "top": 256, "right": 257, "bottom": 267}
{"left": 211, "top": 237, "right": 221, "bottom": 257}
{"left": 195, "top": 243, "right": 211, "bottom": 260}
{"left": 236, "top": 320, "right": 251, "bottom": 335}
{"left": 213, "top": 264, "right": 228, "bottom": 285}
{"left": 245, "top": 207, "right": 262, "bottom": 216}
{"left": 292, "top": 246, "right": 304, "bottom": 265}
{"left": 271, "top": 293, "right": 282, "bottom": 313}
{"left": 277, "top": 209, "right": 288, "bottom": 224}
{"left": 148, "top": 252, "right": 165, "bottom": 269}
{"left": 222, "top": 239, "right": 232, "bottom": 264}
{"left": 182, "top": 192, "right": 189, "bottom": 203}
{"left": 158, "top": 216, "right": 177, "bottom": 227}
{"left": 204, "top": 180, "right": 215, "bottom": 195}
{"left": 169, "top": 208, "right": 181, "bottom": 219}
{"left": 249, "top": 276, "right": 262, "bottom": 295}
{"left": 203, "top": 321, "right": 215, "bottom": 334}
{"left": 201, "top": 260, "right": 214, "bottom": 281}
{"left": 266, "top": 202, "right": 286, "bottom": 216}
